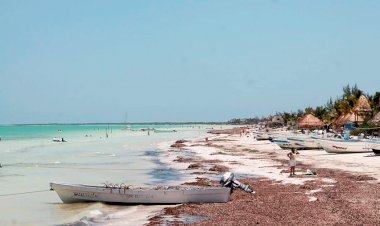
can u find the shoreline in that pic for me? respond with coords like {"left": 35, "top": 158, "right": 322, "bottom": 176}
{"left": 147, "top": 130, "right": 380, "bottom": 225}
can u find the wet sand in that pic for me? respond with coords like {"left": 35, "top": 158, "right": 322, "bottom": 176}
{"left": 148, "top": 130, "right": 380, "bottom": 225}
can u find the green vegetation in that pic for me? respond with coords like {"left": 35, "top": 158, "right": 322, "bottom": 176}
{"left": 229, "top": 84, "right": 380, "bottom": 128}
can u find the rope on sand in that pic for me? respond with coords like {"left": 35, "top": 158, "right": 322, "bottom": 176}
{"left": 0, "top": 189, "right": 51, "bottom": 197}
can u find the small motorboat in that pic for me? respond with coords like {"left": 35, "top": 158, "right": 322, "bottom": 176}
{"left": 50, "top": 182, "right": 231, "bottom": 204}
{"left": 255, "top": 133, "right": 274, "bottom": 141}
{"left": 372, "top": 143, "right": 380, "bottom": 155}
{"left": 318, "top": 139, "right": 372, "bottom": 153}
{"left": 153, "top": 129, "right": 177, "bottom": 133}
{"left": 272, "top": 138, "right": 304, "bottom": 149}
{"left": 287, "top": 137, "right": 321, "bottom": 150}
{"left": 52, "top": 138, "right": 67, "bottom": 142}
{"left": 50, "top": 172, "right": 255, "bottom": 204}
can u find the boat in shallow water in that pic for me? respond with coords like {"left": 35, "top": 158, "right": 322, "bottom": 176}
{"left": 50, "top": 182, "right": 231, "bottom": 204}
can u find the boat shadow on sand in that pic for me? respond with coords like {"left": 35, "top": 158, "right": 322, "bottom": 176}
{"left": 363, "top": 153, "right": 380, "bottom": 157}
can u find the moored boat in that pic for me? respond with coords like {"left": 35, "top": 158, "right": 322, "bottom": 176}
{"left": 153, "top": 129, "right": 177, "bottom": 133}
{"left": 50, "top": 182, "right": 231, "bottom": 204}
{"left": 52, "top": 137, "right": 67, "bottom": 142}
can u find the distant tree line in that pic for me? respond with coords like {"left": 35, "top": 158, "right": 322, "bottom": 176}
{"left": 228, "top": 84, "right": 380, "bottom": 127}
{"left": 228, "top": 117, "right": 262, "bottom": 125}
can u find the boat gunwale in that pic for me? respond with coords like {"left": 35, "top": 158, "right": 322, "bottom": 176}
{"left": 50, "top": 182, "right": 231, "bottom": 193}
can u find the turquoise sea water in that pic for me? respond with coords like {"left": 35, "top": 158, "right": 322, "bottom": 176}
{"left": 0, "top": 124, "right": 183, "bottom": 141}
{"left": 0, "top": 124, "right": 218, "bottom": 226}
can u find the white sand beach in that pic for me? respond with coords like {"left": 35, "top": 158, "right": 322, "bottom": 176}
{"left": 159, "top": 131, "right": 380, "bottom": 185}
{"left": 149, "top": 129, "right": 380, "bottom": 225}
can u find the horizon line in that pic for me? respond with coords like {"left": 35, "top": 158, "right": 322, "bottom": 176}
{"left": 0, "top": 121, "right": 229, "bottom": 126}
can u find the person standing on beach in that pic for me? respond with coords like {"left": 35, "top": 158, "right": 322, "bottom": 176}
{"left": 287, "top": 148, "right": 299, "bottom": 176}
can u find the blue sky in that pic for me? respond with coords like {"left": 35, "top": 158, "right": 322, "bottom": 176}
{"left": 1, "top": 1, "right": 379, "bottom": 124}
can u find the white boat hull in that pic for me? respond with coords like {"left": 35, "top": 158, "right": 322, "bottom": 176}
{"left": 371, "top": 143, "right": 380, "bottom": 154}
{"left": 254, "top": 132, "right": 274, "bottom": 141}
{"left": 272, "top": 139, "right": 304, "bottom": 149}
{"left": 318, "top": 139, "right": 372, "bottom": 153}
{"left": 50, "top": 182, "right": 231, "bottom": 204}
{"left": 287, "top": 137, "right": 321, "bottom": 150}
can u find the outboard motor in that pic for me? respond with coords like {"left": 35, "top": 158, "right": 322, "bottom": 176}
{"left": 220, "top": 172, "right": 254, "bottom": 193}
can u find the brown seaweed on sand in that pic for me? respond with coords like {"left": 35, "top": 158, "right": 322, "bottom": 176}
{"left": 208, "top": 165, "right": 230, "bottom": 172}
{"left": 170, "top": 139, "right": 188, "bottom": 148}
{"left": 187, "top": 163, "right": 204, "bottom": 169}
{"left": 173, "top": 156, "right": 195, "bottom": 163}
{"left": 148, "top": 171, "right": 380, "bottom": 226}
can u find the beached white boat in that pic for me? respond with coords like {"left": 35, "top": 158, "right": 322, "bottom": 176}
{"left": 272, "top": 138, "right": 304, "bottom": 149}
{"left": 255, "top": 133, "right": 274, "bottom": 141}
{"left": 373, "top": 147, "right": 380, "bottom": 155}
{"left": 50, "top": 182, "right": 231, "bottom": 204}
{"left": 318, "top": 139, "right": 372, "bottom": 153}
{"left": 370, "top": 142, "right": 380, "bottom": 154}
{"left": 287, "top": 137, "right": 321, "bottom": 150}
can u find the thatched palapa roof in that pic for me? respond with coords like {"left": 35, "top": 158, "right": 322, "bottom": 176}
{"left": 353, "top": 95, "right": 372, "bottom": 113}
{"left": 298, "top": 114, "right": 324, "bottom": 129}
{"left": 272, "top": 115, "right": 284, "bottom": 124}
{"left": 368, "top": 111, "right": 380, "bottom": 126}
{"left": 336, "top": 112, "right": 364, "bottom": 127}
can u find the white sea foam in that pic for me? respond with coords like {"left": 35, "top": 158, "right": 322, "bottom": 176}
{"left": 100, "top": 205, "right": 177, "bottom": 226}
{"left": 89, "top": 209, "right": 103, "bottom": 216}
